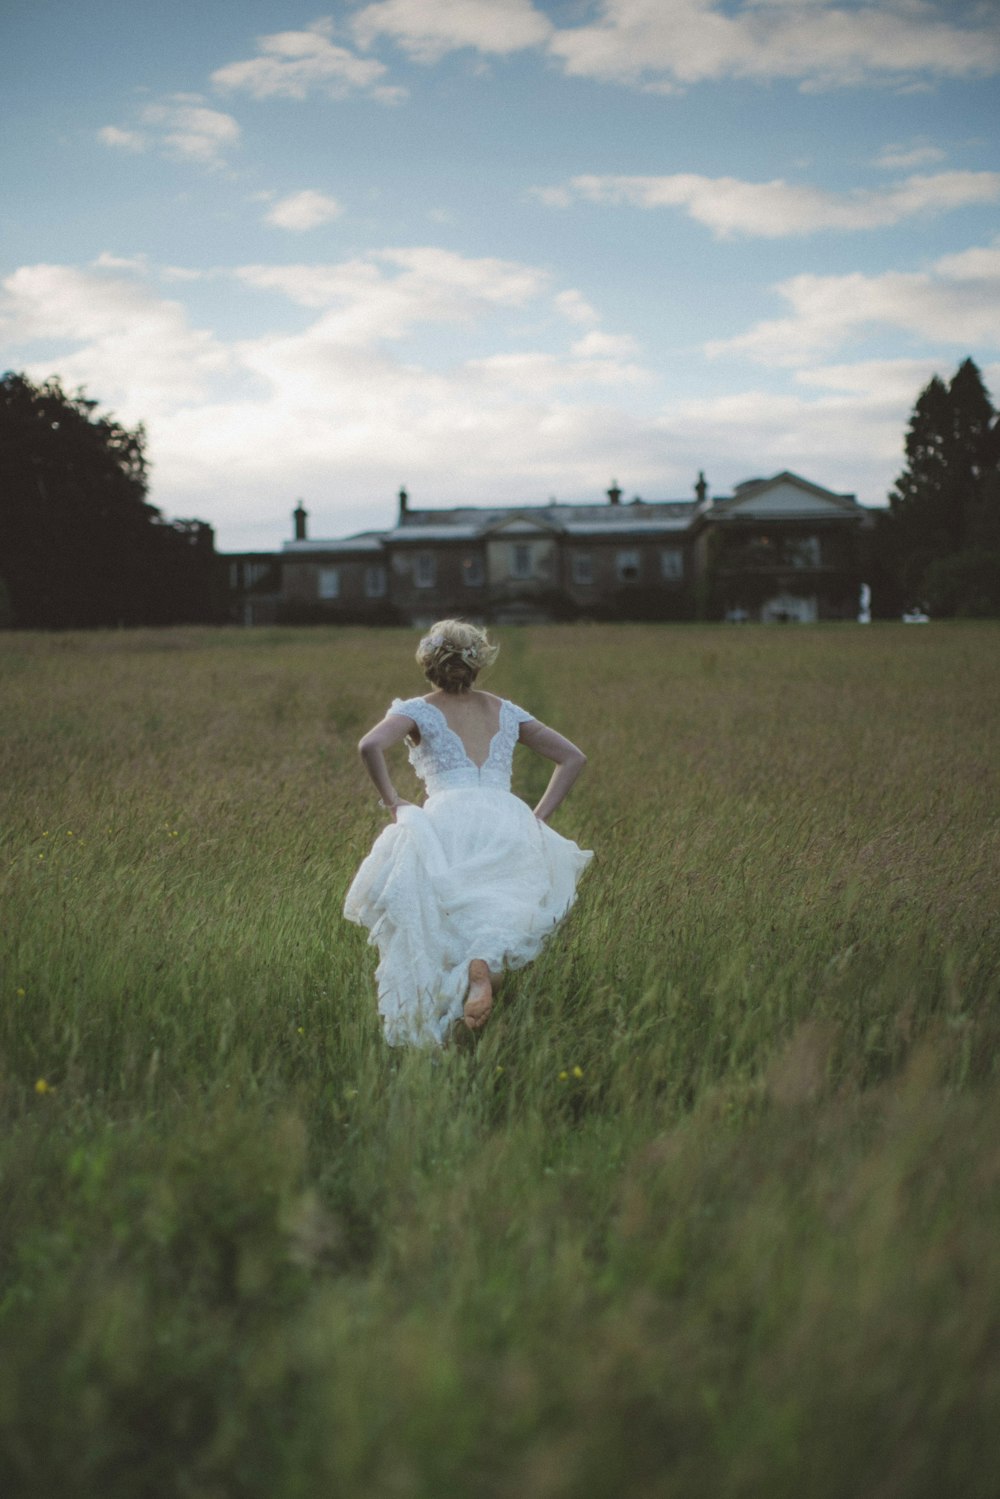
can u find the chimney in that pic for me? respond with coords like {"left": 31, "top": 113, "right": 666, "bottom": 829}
{"left": 607, "top": 480, "right": 622, "bottom": 506}
{"left": 398, "top": 485, "right": 409, "bottom": 521}
{"left": 694, "top": 471, "right": 708, "bottom": 505}
{"left": 293, "top": 500, "right": 308, "bottom": 540}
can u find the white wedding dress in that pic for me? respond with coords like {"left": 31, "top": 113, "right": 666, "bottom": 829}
{"left": 344, "top": 696, "right": 593, "bottom": 1047}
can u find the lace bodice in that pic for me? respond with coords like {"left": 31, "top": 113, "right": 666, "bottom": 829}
{"left": 388, "top": 696, "right": 535, "bottom": 795}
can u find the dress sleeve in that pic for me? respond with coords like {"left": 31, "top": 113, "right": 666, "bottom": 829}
{"left": 507, "top": 701, "right": 535, "bottom": 725}
{"left": 388, "top": 696, "right": 421, "bottom": 721}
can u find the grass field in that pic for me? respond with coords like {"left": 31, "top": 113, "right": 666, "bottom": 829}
{"left": 1, "top": 621, "right": 999, "bottom": 1498}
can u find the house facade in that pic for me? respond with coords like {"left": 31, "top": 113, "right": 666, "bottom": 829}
{"left": 224, "top": 472, "right": 874, "bottom": 626}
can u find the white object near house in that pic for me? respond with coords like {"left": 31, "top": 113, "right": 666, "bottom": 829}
{"left": 858, "top": 582, "right": 871, "bottom": 623}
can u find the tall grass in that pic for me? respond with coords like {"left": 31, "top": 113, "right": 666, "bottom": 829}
{"left": 1, "top": 623, "right": 998, "bottom": 1497}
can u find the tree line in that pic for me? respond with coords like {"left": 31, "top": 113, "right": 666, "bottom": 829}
{"left": 0, "top": 372, "right": 222, "bottom": 628}
{"left": 1, "top": 362, "right": 999, "bottom": 628}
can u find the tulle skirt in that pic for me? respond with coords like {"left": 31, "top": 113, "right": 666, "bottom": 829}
{"left": 344, "top": 787, "right": 593, "bottom": 1047}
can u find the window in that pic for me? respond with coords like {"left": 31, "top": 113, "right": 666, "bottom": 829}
{"left": 414, "top": 553, "right": 436, "bottom": 588}
{"left": 660, "top": 548, "right": 684, "bottom": 581}
{"left": 785, "top": 536, "right": 821, "bottom": 568}
{"left": 616, "top": 549, "right": 640, "bottom": 582}
{"left": 572, "top": 553, "right": 594, "bottom": 586}
{"left": 510, "top": 543, "right": 532, "bottom": 580}
{"left": 364, "top": 565, "right": 387, "bottom": 598}
{"left": 318, "top": 567, "right": 340, "bottom": 600}
{"left": 462, "top": 555, "right": 484, "bottom": 587}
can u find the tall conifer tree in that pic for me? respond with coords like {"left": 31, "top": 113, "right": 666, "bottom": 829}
{"left": 885, "top": 359, "right": 1000, "bottom": 612}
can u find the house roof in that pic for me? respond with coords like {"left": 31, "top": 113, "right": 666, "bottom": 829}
{"left": 279, "top": 474, "right": 869, "bottom": 556}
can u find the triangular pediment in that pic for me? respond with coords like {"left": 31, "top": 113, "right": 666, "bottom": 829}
{"left": 716, "top": 472, "right": 859, "bottom": 519}
{"left": 482, "top": 511, "right": 563, "bottom": 537}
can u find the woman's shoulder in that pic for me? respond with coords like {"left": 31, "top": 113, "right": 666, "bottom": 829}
{"left": 388, "top": 695, "right": 427, "bottom": 719}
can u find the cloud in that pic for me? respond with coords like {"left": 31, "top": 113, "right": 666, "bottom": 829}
{"left": 874, "top": 141, "right": 947, "bottom": 171}
{"left": 706, "top": 240, "right": 1000, "bottom": 364}
{"left": 351, "top": 0, "right": 553, "bottom": 63}
{"left": 5, "top": 251, "right": 992, "bottom": 549}
{"left": 100, "top": 96, "right": 241, "bottom": 168}
{"left": 554, "top": 288, "right": 601, "bottom": 325}
{"left": 0, "top": 262, "right": 230, "bottom": 418}
{"left": 0, "top": 249, "right": 664, "bottom": 539}
{"left": 538, "top": 169, "right": 1000, "bottom": 237}
{"left": 465, "top": 342, "right": 650, "bottom": 394}
{"left": 570, "top": 330, "right": 640, "bottom": 359}
{"left": 97, "top": 125, "right": 145, "bottom": 153}
{"left": 211, "top": 17, "right": 403, "bottom": 102}
{"left": 546, "top": 0, "right": 1000, "bottom": 93}
{"left": 140, "top": 96, "right": 241, "bottom": 166}
{"left": 265, "top": 191, "right": 343, "bottom": 231}
{"left": 234, "top": 247, "right": 550, "bottom": 340}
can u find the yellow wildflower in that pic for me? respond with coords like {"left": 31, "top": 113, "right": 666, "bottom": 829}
{"left": 559, "top": 1069, "right": 568, "bottom": 1082}
{"left": 34, "top": 1078, "right": 51, "bottom": 1095}
{"left": 16, "top": 987, "right": 26, "bottom": 998}
{"left": 572, "top": 1066, "right": 584, "bottom": 1080}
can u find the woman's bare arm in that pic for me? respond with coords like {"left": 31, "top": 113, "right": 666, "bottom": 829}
{"left": 519, "top": 719, "right": 588, "bottom": 823}
{"left": 357, "top": 715, "right": 415, "bottom": 818}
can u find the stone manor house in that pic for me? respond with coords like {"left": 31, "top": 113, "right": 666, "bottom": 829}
{"left": 224, "top": 471, "right": 874, "bottom": 627}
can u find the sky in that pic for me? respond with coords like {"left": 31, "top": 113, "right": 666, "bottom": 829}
{"left": 2, "top": 0, "right": 999, "bottom": 552}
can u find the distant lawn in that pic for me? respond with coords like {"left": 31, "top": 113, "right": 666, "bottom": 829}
{"left": 1, "top": 622, "right": 998, "bottom": 1498}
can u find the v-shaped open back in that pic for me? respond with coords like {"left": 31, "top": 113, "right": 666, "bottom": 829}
{"left": 422, "top": 698, "right": 503, "bottom": 771}
{"left": 387, "top": 695, "right": 535, "bottom": 796}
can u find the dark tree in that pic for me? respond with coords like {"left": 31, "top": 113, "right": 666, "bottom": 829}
{"left": 0, "top": 372, "right": 221, "bottom": 627}
{"left": 881, "top": 359, "right": 1000, "bottom": 615}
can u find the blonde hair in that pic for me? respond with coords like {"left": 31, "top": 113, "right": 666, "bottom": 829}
{"left": 415, "top": 619, "right": 499, "bottom": 694}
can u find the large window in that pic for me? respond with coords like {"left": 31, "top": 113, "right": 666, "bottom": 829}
{"left": 616, "top": 549, "right": 640, "bottom": 582}
{"left": 414, "top": 553, "right": 436, "bottom": 588}
{"left": 318, "top": 566, "right": 340, "bottom": 600}
{"left": 572, "top": 553, "right": 594, "bottom": 586}
{"left": 510, "top": 543, "right": 533, "bottom": 580}
{"left": 462, "top": 555, "right": 484, "bottom": 587}
{"left": 660, "top": 548, "right": 684, "bottom": 581}
{"left": 785, "top": 536, "right": 821, "bottom": 568}
{"left": 364, "top": 565, "right": 387, "bottom": 598}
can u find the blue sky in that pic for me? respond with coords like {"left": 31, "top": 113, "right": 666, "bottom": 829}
{"left": 2, "top": 0, "right": 999, "bottom": 551}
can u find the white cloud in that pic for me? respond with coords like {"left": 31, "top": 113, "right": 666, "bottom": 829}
{"left": 351, "top": 0, "right": 553, "bottom": 63}
{"left": 466, "top": 342, "right": 650, "bottom": 393}
{"left": 554, "top": 288, "right": 601, "bottom": 325}
{"left": 0, "top": 262, "right": 230, "bottom": 419}
{"left": 101, "top": 96, "right": 241, "bottom": 168}
{"left": 874, "top": 141, "right": 947, "bottom": 171}
{"left": 540, "top": 169, "right": 1000, "bottom": 237}
{"left": 211, "top": 18, "right": 402, "bottom": 102}
{"left": 97, "top": 125, "right": 145, "bottom": 153}
{"left": 546, "top": 0, "right": 1000, "bottom": 93}
{"left": 570, "top": 330, "right": 640, "bottom": 359}
{"left": 234, "top": 247, "right": 549, "bottom": 341}
{"left": 706, "top": 241, "right": 1000, "bottom": 364}
{"left": 265, "top": 190, "right": 343, "bottom": 231}
{"left": 932, "top": 237, "right": 1000, "bottom": 280}
{"left": 4, "top": 250, "right": 992, "bottom": 548}
{"left": 140, "top": 96, "right": 241, "bottom": 167}
{"left": 93, "top": 251, "right": 151, "bottom": 273}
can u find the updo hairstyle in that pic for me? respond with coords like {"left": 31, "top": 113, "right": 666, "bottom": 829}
{"left": 416, "top": 619, "right": 499, "bottom": 694}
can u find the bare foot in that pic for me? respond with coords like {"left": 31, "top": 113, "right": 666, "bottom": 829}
{"left": 463, "top": 959, "right": 493, "bottom": 1031}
